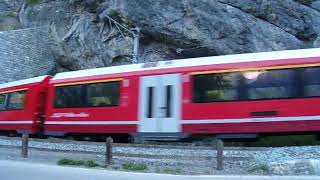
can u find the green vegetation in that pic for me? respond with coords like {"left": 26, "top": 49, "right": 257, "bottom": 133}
{"left": 0, "top": 24, "right": 19, "bottom": 31}
{"left": 248, "top": 164, "right": 269, "bottom": 174}
{"left": 224, "top": 134, "right": 320, "bottom": 147}
{"left": 157, "top": 167, "right": 181, "bottom": 174}
{"left": 122, "top": 162, "right": 148, "bottom": 171}
{"left": 199, "top": 136, "right": 217, "bottom": 145}
{"left": 25, "top": 0, "right": 40, "bottom": 6}
{"left": 6, "top": 12, "right": 18, "bottom": 18}
{"left": 85, "top": 160, "right": 100, "bottom": 167}
{"left": 254, "top": 134, "right": 320, "bottom": 147}
{"left": 57, "top": 158, "right": 99, "bottom": 167}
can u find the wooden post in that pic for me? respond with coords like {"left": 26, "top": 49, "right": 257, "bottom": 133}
{"left": 216, "top": 139, "right": 224, "bottom": 170}
{"left": 21, "top": 134, "right": 29, "bottom": 158}
{"left": 106, "top": 137, "right": 113, "bottom": 166}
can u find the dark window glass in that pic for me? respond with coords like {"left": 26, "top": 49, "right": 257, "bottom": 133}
{"left": 166, "top": 85, "right": 172, "bottom": 118}
{"left": 193, "top": 72, "right": 241, "bottom": 102}
{"left": 87, "top": 81, "right": 120, "bottom": 107}
{"left": 147, "top": 87, "right": 153, "bottom": 118}
{"left": 7, "top": 91, "right": 26, "bottom": 110}
{"left": 302, "top": 67, "right": 320, "bottom": 97}
{"left": 0, "top": 93, "right": 8, "bottom": 110}
{"left": 245, "top": 69, "right": 296, "bottom": 100}
{"left": 54, "top": 85, "right": 85, "bottom": 108}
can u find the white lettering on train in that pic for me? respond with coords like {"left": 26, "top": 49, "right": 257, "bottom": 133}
{"left": 50, "top": 113, "right": 89, "bottom": 118}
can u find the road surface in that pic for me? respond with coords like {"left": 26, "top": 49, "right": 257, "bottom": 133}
{"left": 0, "top": 160, "right": 319, "bottom": 180}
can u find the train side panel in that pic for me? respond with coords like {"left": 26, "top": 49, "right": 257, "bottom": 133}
{"left": 181, "top": 57, "right": 320, "bottom": 134}
{"left": 0, "top": 76, "right": 50, "bottom": 134}
{"left": 44, "top": 75, "right": 139, "bottom": 135}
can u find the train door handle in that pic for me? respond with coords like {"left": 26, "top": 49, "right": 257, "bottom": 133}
{"left": 250, "top": 111, "right": 278, "bottom": 117}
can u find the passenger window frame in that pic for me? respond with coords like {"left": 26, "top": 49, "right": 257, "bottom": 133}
{"left": 53, "top": 80, "right": 121, "bottom": 109}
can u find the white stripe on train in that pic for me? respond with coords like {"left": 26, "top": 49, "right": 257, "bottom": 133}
{"left": 44, "top": 121, "right": 138, "bottom": 125}
{"left": 1, "top": 115, "right": 320, "bottom": 124}
{"left": 181, "top": 115, "right": 320, "bottom": 124}
{"left": 0, "top": 121, "right": 33, "bottom": 124}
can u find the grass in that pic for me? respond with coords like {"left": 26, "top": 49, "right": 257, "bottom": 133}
{"left": 57, "top": 158, "right": 99, "bottom": 167}
{"left": 122, "top": 162, "right": 148, "bottom": 171}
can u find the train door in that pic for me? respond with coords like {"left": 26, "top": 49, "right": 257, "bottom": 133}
{"left": 139, "top": 74, "right": 181, "bottom": 133}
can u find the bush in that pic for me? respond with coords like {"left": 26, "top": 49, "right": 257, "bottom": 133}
{"left": 57, "top": 158, "right": 99, "bottom": 167}
{"left": 84, "top": 160, "right": 99, "bottom": 167}
{"left": 122, "top": 162, "right": 147, "bottom": 171}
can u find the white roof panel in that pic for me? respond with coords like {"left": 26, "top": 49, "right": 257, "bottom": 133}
{"left": 52, "top": 48, "right": 320, "bottom": 81}
{"left": 0, "top": 75, "right": 48, "bottom": 89}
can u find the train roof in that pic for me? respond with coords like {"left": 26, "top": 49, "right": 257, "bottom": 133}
{"left": 0, "top": 75, "right": 49, "bottom": 89}
{"left": 52, "top": 48, "right": 320, "bottom": 81}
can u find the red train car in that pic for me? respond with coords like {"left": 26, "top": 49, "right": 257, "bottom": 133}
{"left": 2, "top": 48, "right": 320, "bottom": 139}
{"left": 0, "top": 76, "right": 50, "bottom": 135}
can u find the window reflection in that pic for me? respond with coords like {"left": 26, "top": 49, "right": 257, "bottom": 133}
{"left": 8, "top": 91, "right": 26, "bottom": 110}
{"left": 0, "top": 94, "right": 7, "bottom": 110}
{"left": 302, "top": 67, "right": 320, "bottom": 97}
{"left": 193, "top": 72, "right": 241, "bottom": 102}
{"left": 245, "top": 69, "right": 295, "bottom": 100}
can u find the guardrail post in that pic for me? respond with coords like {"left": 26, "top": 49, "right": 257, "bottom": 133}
{"left": 106, "top": 137, "right": 113, "bottom": 166}
{"left": 216, "top": 139, "right": 224, "bottom": 170}
{"left": 21, "top": 134, "right": 29, "bottom": 158}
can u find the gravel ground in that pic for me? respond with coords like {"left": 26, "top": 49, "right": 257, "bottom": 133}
{"left": 0, "top": 137, "right": 319, "bottom": 175}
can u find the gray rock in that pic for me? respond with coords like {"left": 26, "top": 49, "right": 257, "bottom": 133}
{"left": 99, "top": 0, "right": 304, "bottom": 55}
{"left": 295, "top": 0, "right": 320, "bottom": 11}
{"left": 0, "top": 0, "right": 23, "bottom": 31}
{"left": 268, "top": 159, "right": 320, "bottom": 175}
{"left": 219, "top": 0, "right": 320, "bottom": 43}
{"left": 19, "top": 0, "right": 305, "bottom": 73}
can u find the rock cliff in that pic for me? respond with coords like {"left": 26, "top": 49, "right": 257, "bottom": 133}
{"left": 2, "top": 0, "right": 320, "bottom": 73}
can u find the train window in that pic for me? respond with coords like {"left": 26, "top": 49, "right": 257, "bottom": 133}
{"left": 146, "top": 87, "right": 154, "bottom": 118}
{"left": 54, "top": 85, "right": 85, "bottom": 108}
{"left": 245, "top": 69, "right": 296, "bottom": 100}
{"left": 87, "top": 81, "right": 120, "bottom": 107}
{"left": 7, "top": 91, "right": 26, "bottom": 110}
{"left": 302, "top": 67, "right": 320, "bottom": 97}
{"left": 165, "top": 85, "right": 172, "bottom": 117}
{"left": 0, "top": 93, "right": 7, "bottom": 110}
{"left": 193, "top": 72, "right": 241, "bottom": 102}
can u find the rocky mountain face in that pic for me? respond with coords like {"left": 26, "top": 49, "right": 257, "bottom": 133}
{"left": 0, "top": 0, "right": 23, "bottom": 31}
{"left": 2, "top": 0, "right": 320, "bottom": 73}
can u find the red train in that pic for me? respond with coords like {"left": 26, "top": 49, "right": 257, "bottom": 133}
{"left": 1, "top": 48, "right": 320, "bottom": 140}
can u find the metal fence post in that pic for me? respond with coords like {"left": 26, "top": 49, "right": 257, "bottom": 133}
{"left": 21, "top": 134, "right": 29, "bottom": 158}
{"left": 106, "top": 137, "right": 113, "bottom": 166}
{"left": 216, "top": 139, "right": 224, "bottom": 170}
